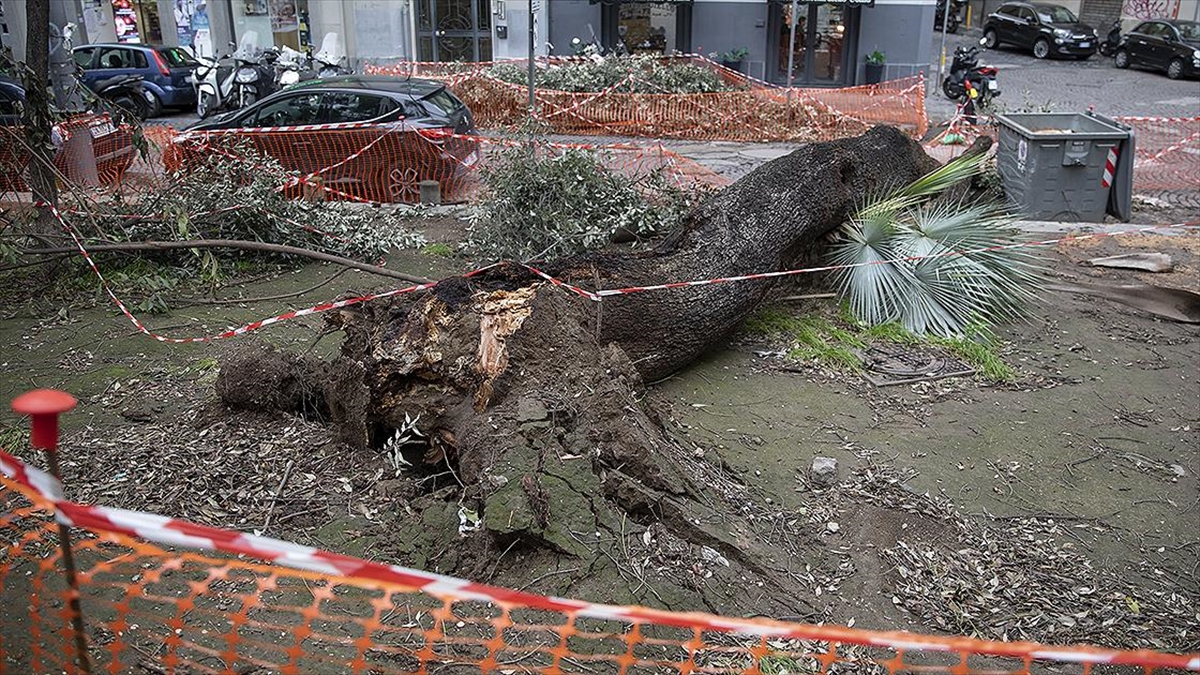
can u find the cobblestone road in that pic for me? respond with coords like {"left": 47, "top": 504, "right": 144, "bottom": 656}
{"left": 926, "top": 29, "right": 1200, "bottom": 122}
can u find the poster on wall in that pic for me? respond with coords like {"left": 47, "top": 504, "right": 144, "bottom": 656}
{"left": 82, "top": 0, "right": 109, "bottom": 42}
{"left": 174, "top": 0, "right": 195, "bottom": 46}
{"left": 112, "top": 0, "right": 140, "bottom": 43}
{"left": 270, "top": 0, "right": 298, "bottom": 32}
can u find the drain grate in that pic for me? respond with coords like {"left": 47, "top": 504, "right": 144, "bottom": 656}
{"left": 857, "top": 343, "right": 975, "bottom": 387}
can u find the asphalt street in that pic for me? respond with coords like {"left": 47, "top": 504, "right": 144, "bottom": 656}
{"left": 926, "top": 28, "right": 1200, "bottom": 122}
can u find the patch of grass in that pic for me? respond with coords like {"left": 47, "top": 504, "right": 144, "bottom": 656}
{"left": 936, "top": 336, "right": 1016, "bottom": 382}
{"left": 746, "top": 305, "right": 1016, "bottom": 381}
{"left": 421, "top": 242, "right": 455, "bottom": 257}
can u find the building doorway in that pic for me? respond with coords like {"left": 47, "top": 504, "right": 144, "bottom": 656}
{"left": 416, "top": 0, "right": 493, "bottom": 62}
{"left": 768, "top": 2, "right": 856, "bottom": 86}
{"left": 602, "top": 1, "right": 692, "bottom": 54}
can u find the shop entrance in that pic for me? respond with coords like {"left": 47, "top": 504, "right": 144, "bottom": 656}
{"left": 767, "top": 2, "right": 857, "bottom": 86}
{"left": 601, "top": 1, "right": 692, "bottom": 55}
{"left": 416, "top": 0, "right": 493, "bottom": 62}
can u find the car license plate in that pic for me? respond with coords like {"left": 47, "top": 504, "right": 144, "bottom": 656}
{"left": 89, "top": 121, "right": 116, "bottom": 138}
{"left": 463, "top": 151, "right": 479, "bottom": 167}
{"left": 1079, "top": 41, "right": 1091, "bottom": 48}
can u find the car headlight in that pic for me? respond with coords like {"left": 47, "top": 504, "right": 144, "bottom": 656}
{"left": 1053, "top": 28, "right": 1071, "bottom": 38}
{"left": 235, "top": 68, "right": 259, "bottom": 83}
{"left": 1193, "top": 48, "right": 1200, "bottom": 59}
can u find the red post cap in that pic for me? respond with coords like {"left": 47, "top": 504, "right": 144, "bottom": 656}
{"left": 12, "top": 389, "right": 77, "bottom": 452}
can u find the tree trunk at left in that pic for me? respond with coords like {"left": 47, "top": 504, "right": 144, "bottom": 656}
{"left": 21, "top": 0, "right": 60, "bottom": 241}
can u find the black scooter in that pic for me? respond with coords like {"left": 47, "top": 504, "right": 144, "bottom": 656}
{"left": 1099, "top": 20, "right": 1122, "bottom": 57}
{"left": 935, "top": 0, "right": 965, "bottom": 33}
{"left": 89, "top": 74, "right": 152, "bottom": 121}
{"left": 942, "top": 40, "right": 1000, "bottom": 121}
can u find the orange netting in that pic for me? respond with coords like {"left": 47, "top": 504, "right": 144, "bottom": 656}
{"left": 1118, "top": 116, "right": 1200, "bottom": 192}
{"left": 365, "top": 56, "right": 927, "bottom": 141}
{"left": 0, "top": 114, "right": 137, "bottom": 192}
{"left": 3, "top": 474, "right": 1197, "bottom": 675}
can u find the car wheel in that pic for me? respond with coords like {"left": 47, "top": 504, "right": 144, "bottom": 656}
{"left": 146, "top": 91, "right": 163, "bottom": 117}
{"left": 1033, "top": 38, "right": 1050, "bottom": 59}
{"left": 1166, "top": 57, "right": 1184, "bottom": 80}
{"left": 1114, "top": 49, "right": 1130, "bottom": 69}
{"left": 984, "top": 28, "right": 999, "bottom": 48}
{"left": 198, "top": 90, "right": 216, "bottom": 118}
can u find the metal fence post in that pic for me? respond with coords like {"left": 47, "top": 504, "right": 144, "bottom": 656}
{"left": 12, "top": 389, "right": 91, "bottom": 674}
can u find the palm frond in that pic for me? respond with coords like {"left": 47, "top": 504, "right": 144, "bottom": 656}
{"left": 831, "top": 188, "right": 1044, "bottom": 338}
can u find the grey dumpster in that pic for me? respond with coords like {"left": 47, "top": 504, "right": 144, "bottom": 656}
{"left": 995, "top": 112, "right": 1133, "bottom": 223}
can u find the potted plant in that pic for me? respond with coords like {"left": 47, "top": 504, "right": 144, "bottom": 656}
{"left": 864, "top": 50, "right": 886, "bottom": 85}
{"left": 719, "top": 47, "right": 749, "bottom": 73}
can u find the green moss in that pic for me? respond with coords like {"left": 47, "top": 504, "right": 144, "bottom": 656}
{"left": 421, "top": 242, "right": 455, "bottom": 257}
{"left": 746, "top": 305, "right": 1015, "bottom": 381}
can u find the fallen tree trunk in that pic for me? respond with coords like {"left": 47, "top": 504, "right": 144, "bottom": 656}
{"left": 218, "top": 126, "right": 942, "bottom": 612}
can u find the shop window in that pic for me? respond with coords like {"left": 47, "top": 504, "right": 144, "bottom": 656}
{"left": 619, "top": 4, "right": 677, "bottom": 54}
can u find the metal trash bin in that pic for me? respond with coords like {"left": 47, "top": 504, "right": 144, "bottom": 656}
{"left": 995, "top": 112, "right": 1134, "bottom": 223}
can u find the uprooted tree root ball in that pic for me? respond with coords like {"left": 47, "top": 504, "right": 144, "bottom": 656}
{"left": 216, "top": 127, "right": 942, "bottom": 612}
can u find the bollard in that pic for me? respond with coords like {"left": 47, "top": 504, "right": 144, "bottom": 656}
{"left": 418, "top": 180, "right": 442, "bottom": 205}
{"left": 12, "top": 389, "right": 92, "bottom": 674}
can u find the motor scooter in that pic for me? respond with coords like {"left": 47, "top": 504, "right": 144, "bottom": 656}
{"left": 935, "top": 0, "right": 966, "bottom": 33}
{"left": 89, "top": 74, "right": 153, "bottom": 121}
{"left": 312, "top": 33, "right": 352, "bottom": 78}
{"left": 1098, "top": 20, "right": 1122, "bottom": 57}
{"left": 192, "top": 32, "right": 265, "bottom": 118}
{"left": 942, "top": 38, "right": 1000, "bottom": 122}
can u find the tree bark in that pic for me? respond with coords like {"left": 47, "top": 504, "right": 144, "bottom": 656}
{"left": 217, "top": 127, "right": 942, "bottom": 609}
{"left": 20, "top": 0, "right": 59, "bottom": 241}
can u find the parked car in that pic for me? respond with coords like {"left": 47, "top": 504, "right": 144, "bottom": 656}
{"left": 0, "top": 75, "right": 137, "bottom": 192}
{"left": 1114, "top": 19, "right": 1200, "bottom": 79}
{"left": 72, "top": 43, "right": 198, "bottom": 116}
{"left": 166, "top": 76, "right": 481, "bottom": 203}
{"left": 983, "top": 2, "right": 1098, "bottom": 59}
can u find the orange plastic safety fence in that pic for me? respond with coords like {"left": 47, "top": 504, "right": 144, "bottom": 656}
{"left": 366, "top": 57, "right": 924, "bottom": 142}
{"left": 3, "top": 474, "right": 1198, "bottom": 675}
{"left": 0, "top": 114, "right": 137, "bottom": 193}
{"left": 1117, "top": 116, "right": 1200, "bottom": 192}
{"left": 125, "top": 126, "right": 728, "bottom": 206}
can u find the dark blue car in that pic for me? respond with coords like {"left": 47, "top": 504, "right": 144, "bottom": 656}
{"left": 73, "top": 43, "right": 198, "bottom": 117}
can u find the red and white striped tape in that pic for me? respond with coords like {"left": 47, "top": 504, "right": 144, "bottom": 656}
{"left": 1102, "top": 145, "right": 1119, "bottom": 189}
{"left": 0, "top": 448, "right": 1196, "bottom": 671}
{"left": 43, "top": 199, "right": 1198, "bottom": 342}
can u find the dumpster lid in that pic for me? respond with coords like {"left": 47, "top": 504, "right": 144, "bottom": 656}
{"left": 996, "top": 112, "right": 1129, "bottom": 141}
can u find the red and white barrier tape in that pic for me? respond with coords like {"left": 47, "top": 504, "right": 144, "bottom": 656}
{"left": 0, "top": 449, "right": 1196, "bottom": 671}
{"left": 43, "top": 199, "right": 1199, "bottom": 341}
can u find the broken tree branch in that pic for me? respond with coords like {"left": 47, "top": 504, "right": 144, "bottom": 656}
{"left": 18, "top": 239, "right": 433, "bottom": 284}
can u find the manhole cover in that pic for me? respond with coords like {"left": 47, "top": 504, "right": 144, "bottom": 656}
{"left": 857, "top": 343, "right": 975, "bottom": 387}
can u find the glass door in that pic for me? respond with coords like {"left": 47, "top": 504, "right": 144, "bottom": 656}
{"left": 416, "top": 0, "right": 493, "bottom": 62}
{"left": 768, "top": 2, "right": 851, "bottom": 86}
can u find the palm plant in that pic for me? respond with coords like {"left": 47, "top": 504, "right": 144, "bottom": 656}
{"left": 829, "top": 153, "right": 1042, "bottom": 338}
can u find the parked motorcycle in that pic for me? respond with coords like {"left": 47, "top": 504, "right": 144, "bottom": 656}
{"left": 274, "top": 45, "right": 317, "bottom": 88}
{"left": 312, "top": 33, "right": 352, "bottom": 78}
{"left": 1098, "top": 19, "right": 1122, "bottom": 57}
{"left": 942, "top": 39, "right": 1000, "bottom": 120}
{"left": 89, "top": 74, "right": 153, "bottom": 121}
{"left": 192, "top": 32, "right": 268, "bottom": 118}
{"left": 935, "top": 0, "right": 966, "bottom": 33}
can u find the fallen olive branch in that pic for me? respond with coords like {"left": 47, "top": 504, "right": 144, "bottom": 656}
{"left": 18, "top": 239, "right": 433, "bottom": 284}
